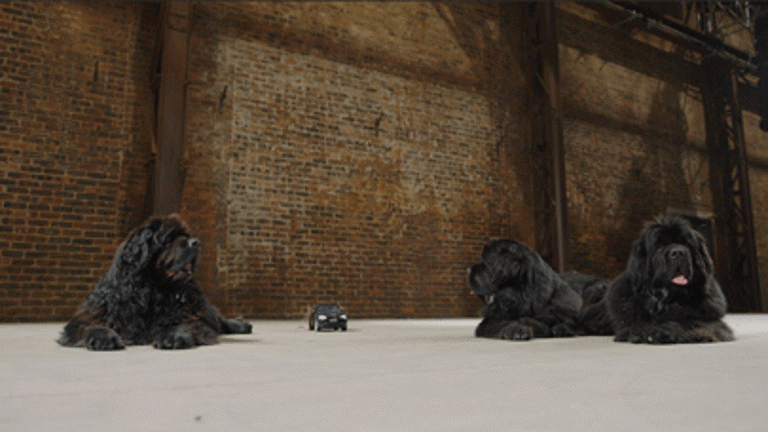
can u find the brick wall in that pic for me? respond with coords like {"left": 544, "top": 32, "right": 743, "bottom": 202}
{"left": 2, "top": 2, "right": 768, "bottom": 321}
{"left": 181, "top": 3, "right": 533, "bottom": 318}
{"left": 222, "top": 43, "right": 505, "bottom": 318}
{"left": 0, "top": 2, "right": 155, "bottom": 321}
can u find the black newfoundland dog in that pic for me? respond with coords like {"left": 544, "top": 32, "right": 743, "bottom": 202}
{"left": 58, "top": 214, "right": 252, "bottom": 350}
{"left": 468, "top": 239, "right": 597, "bottom": 340}
{"left": 606, "top": 215, "right": 734, "bottom": 344}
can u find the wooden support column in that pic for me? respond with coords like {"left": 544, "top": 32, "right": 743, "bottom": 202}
{"left": 702, "top": 57, "right": 762, "bottom": 312}
{"left": 523, "top": 2, "right": 568, "bottom": 272}
{"left": 153, "top": 3, "right": 191, "bottom": 217}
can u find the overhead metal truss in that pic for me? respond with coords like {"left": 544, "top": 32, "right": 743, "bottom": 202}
{"left": 598, "top": 1, "right": 758, "bottom": 73}
{"left": 692, "top": 1, "right": 767, "bottom": 39}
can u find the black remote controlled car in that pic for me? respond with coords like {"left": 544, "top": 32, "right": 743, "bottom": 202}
{"left": 309, "top": 304, "right": 348, "bottom": 331}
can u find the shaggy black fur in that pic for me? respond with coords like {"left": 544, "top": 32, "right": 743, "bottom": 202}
{"left": 560, "top": 270, "right": 613, "bottom": 336}
{"left": 58, "top": 214, "right": 252, "bottom": 350}
{"left": 606, "top": 215, "right": 734, "bottom": 344}
{"left": 468, "top": 239, "right": 583, "bottom": 340}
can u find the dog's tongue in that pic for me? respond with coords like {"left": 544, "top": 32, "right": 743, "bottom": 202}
{"left": 672, "top": 275, "right": 689, "bottom": 286}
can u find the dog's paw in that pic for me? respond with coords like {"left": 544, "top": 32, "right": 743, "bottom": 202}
{"left": 84, "top": 327, "right": 125, "bottom": 351}
{"left": 644, "top": 326, "right": 680, "bottom": 344}
{"left": 626, "top": 327, "right": 652, "bottom": 344}
{"left": 155, "top": 328, "right": 196, "bottom": 350}
{"left": 628, "top": 322, "right": 683, "bottom": 344}
{"left": 500, "top": 323, "right": 534, "bottom": 341}
{"left": 223, "top": 318, "right": 252, "bottom": 334}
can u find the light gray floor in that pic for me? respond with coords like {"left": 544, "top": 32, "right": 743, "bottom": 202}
{"left": 1, "top": 315, "right": 767, "bottom": 432}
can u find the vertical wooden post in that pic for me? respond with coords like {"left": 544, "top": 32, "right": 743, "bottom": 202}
{"left": 524, "top": 2, "right": 568, "bottom": 272}
{"left": 153, "top": 3, "right": 191, "bottom": 217}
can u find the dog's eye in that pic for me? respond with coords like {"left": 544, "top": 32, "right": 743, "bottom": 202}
{"left": 168, "top": 236, "right": 187, "bottom": 249}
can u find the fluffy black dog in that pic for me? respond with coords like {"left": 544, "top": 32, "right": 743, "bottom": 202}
{"left": 468, "top": 239, "right": 583, "bottom": 340}
{"left": 606, "top": 215, "right": 734, "bottom": 344}
{"left": 58, "top": 214, "right": 252, "bottom": 350}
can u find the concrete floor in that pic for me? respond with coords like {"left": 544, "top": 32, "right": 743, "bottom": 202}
{"left": 1, "top": 315, "right": 767, "bottom": 432}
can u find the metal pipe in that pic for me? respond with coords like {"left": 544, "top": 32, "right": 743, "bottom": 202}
{"left": 598, "top": 0, "right": 758, "bottom": 73}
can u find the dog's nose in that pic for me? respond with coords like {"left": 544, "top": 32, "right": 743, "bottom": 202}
{"left": 668, "top": 245, "right": 686, "bottom": 260}
{"left": 187, "top": 238, "right": 201, "bottom": 248}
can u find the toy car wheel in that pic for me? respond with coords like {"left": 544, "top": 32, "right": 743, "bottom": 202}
{"left": 341, "top": 324, "right": 347, "bottom": 331}
{"left": 309, "top": 318, "right": 314, "bottom": 331}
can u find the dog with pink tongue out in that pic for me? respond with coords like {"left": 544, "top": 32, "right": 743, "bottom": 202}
{"left": 606, "top": 215, "right": 734, "bottom": 344}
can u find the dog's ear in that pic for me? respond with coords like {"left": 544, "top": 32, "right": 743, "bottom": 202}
{"left": 150, "top": 218, "right": 178, "bottom": 247}
{"left": 692, "top": 230, "right": 713, "bottom": 276}
{"left": 117, "top": 226, "right": 154, "bottom": 276}
{"left": 628, "top": 230, "right": 651, "bottom": 293}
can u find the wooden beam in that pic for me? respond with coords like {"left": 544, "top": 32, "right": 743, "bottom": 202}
{"left": 153, "top": 3, "right": 191, "bottom": 217}
{"left": 524, "top": 2, "right": 568, "bottom": 272}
